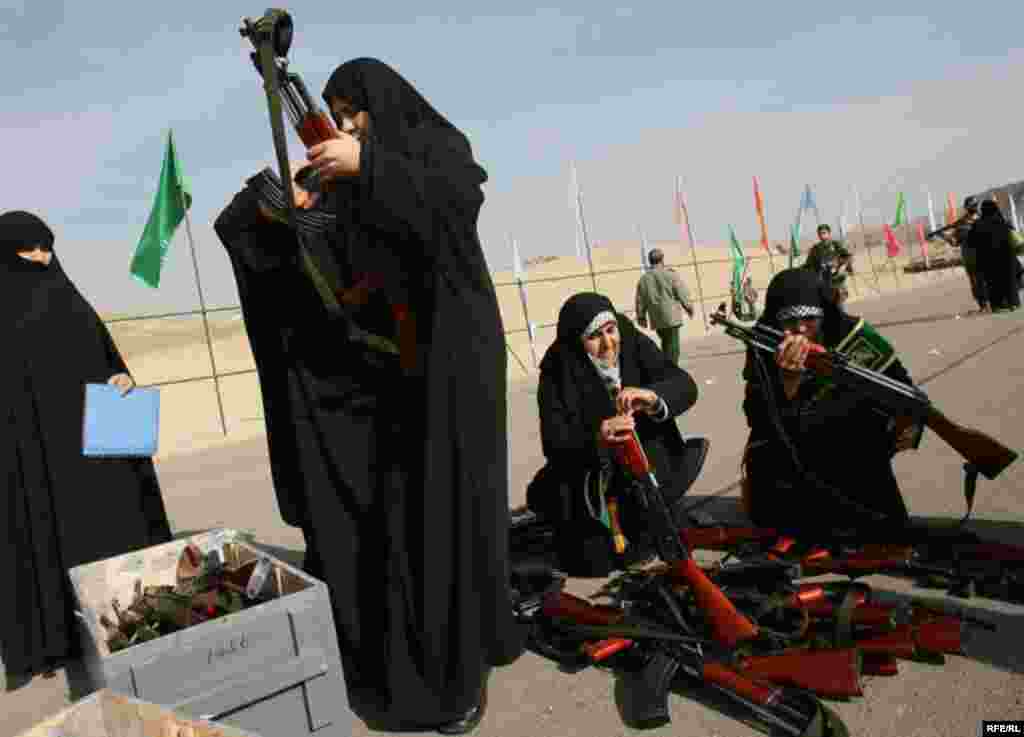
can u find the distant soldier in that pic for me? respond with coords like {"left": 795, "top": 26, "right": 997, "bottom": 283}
{"left": 804, "top": 225, "right": 853, "bottom": 287}
{"left": 635, "top": 248, "right": 695, "bottom": 365}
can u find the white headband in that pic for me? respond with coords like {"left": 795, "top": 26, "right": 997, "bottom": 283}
{"left": 582, "top": 310, "right": 616, "bottom": 339}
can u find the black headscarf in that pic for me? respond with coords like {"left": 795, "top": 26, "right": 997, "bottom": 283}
{"left": 0, "top": 210, "right": 54, "bottom": 254}
{"left": 980, "top": 199, "right": 1004, "bottom": 221}
{"left": 540, "top": 293, "right": 640, "bottom": 436}
{"left": 0, "top": 211, "right": 56, "bottom": 283}
{"left": 757, "top": 267, "right": 851, "bottom": 346}
{"left": 322, "top": 58, "right": 466, "bottom": 158}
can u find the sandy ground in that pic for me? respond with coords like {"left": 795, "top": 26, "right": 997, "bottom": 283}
{"left": 6, "top": 252, "right": 1020, "bottom": 737}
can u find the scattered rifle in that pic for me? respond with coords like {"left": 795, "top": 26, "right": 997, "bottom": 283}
{"left": 709, "top": 304, "right": 1018, "bottom": 487}
{"left": 537, "top": 591, "right": 853, "bottom": 734}
{"left": 535, "top": 427, "right": 855, "bottom": 732}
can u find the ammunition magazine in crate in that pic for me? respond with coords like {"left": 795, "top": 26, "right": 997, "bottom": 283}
{"left": 66, "top": 529, "right": 350, "bottom": 737}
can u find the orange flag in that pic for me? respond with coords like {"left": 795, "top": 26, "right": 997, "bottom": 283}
{"left": 946, "top": 193, "right": 957, "bottom": 226}
{"left": 753, "top": 176, "right": 769, "bottom": 252}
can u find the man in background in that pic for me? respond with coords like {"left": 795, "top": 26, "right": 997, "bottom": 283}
{"left": 805, "top": 224, "right": 853, "bottom": 286}
{"left": 635, "top": 248, "right": 694, "bottom": 364}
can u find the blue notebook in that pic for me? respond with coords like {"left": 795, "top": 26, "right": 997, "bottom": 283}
{"left": 82, "top": 383, "right": 160, "bottom": 457}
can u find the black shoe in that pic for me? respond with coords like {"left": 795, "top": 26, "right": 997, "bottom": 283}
{"left": 437, "top": 677, "right": 488, "bottom": 735}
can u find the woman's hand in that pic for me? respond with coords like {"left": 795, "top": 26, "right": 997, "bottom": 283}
{"left": 255, "top": 160, "right": 319, "bottom": 223}
{"left": 776, "top": 331, "right": 812, "bottom": 373}
{"left": 108, "top": 373, "right": 135, "bottom": 396}
{"left": 776, "top": 331, "right": 810, "bottom": 400}
{"left": 597, "top": 414, "right": 636, "bottom": 446}
{"left": 307, "top": 132, "right": 361, "bottom": 183}
{"left": 616, "top": 387, "right": 660, "bottom": 416}
{"left": 893, "top": 424, "right": 920, "bottom": 454}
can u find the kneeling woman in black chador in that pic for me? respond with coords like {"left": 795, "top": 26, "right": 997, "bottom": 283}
{"left": 527, "top": 293, "right": 699, "bottom": 576}
{"left": 1, "top": 211, "right": 172, "bottom": 684}
{"left": 741, "top": 268, "right": 920, "bottom": 539}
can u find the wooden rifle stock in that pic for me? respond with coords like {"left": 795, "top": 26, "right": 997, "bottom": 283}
{"left": 923, "top": 406, "right": 1017, "bottom": 480}
{"left": 738, "top": 649, "right": 863, "bottom": 699}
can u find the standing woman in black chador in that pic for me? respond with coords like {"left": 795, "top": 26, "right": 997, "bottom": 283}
{"left": 969, "top": 199, "right": 1021, "bottom": 312}
{"left": 218, "top": 58, "right": 522, "bottom": 734}
{"left": 740, "top": 268, "right": 920, "bottom": 539}
{"left": 0, "top": 211, "right": 172, "bottom": 685}
{"left": 527, "top": 293, "right": 699, "bottom": 576}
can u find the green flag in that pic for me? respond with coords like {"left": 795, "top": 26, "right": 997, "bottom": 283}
{"left": 788, "top": 221, "right": 801, "bottom": 267}
{"left": 893, "top": 191, "right": 906, "bottom": 227}
{"left": 728, "top": 225, "right": 746, "bottom": 296}
{"left": 130, "top": 130, "right": 192, "bottom": 288}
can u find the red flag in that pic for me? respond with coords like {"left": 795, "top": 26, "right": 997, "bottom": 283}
{"left": 753, "top": 176, "right": 769, "bottom": 252}
{"left": 946, "top": 192, "right": 957, "bottom": 226}
{"left": 883, "top": 224, "right": 902, "bottom": 257}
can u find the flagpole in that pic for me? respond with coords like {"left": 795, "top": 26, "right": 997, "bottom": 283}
{"left": 173, "top": 133, "right": 228, "bottom": 436}
{"left": 853, "top": 186, "right": 882, "bottom": 293}
{"left": 509, "top": 235, "right": 538, "bottom": 368}
{"left": 676, "top": 176, "right": 709, "bottom": 332}
{"left": 575, "top": 169, "right": 598, "bottom": 292}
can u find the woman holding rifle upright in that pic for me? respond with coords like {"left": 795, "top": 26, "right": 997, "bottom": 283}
{"left": 217, "top": 58, "right": 522, "bottom": 734}
{"left": 739, "top": 268, "right": 921, "bottom": 539}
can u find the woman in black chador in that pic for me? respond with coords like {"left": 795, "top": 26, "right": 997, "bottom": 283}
{"left": 740, "top": 268, "right": 920, "bottom": 539}
{"left": 527, "top": 293, "right": 699, "bottom": 576}
{"left": 216, "top": 58, "right": 521, "bottom": 734}
{"left": 0, "top": 211, "right": 171, "bottom": 684}
{"left": 970, "top": 199, "right": 1021, "bottom": 312}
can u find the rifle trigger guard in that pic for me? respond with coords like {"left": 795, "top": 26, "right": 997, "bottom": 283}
{"left": 960, "top": 463, "right": 979, "bottom": 527}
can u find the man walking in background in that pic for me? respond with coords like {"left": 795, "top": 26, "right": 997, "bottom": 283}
{"left": 635, "top": 248, "right": 694, "bottom": 364}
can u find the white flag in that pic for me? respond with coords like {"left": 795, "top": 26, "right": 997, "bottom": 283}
{"left": 926, "top": 189, "right": 938, "bottom": 233}
{"left": 570, "top": 162, "right": 584, "bottom": 260}
{"left": 1009, "top": 190, "right": 1021, "bottom": 231}
{"left": 510, "top": 234, "right": 524, "bottom": 282}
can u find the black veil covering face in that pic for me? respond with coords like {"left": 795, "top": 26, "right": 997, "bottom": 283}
{"left": 0, "top": 211, "right": 171, "bottom": 679}
{"left": 741, "top": 268, "right": 912, "bottom": 538}
{"left": 216, "top": 58, "right": 521, "bottom": 726}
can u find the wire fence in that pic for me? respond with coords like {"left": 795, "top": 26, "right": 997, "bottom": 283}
{"left": 105, "top": 233, "right": 963, "bottom": 435}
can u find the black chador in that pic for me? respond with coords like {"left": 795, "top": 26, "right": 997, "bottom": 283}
{"left": 0, "top": 211, "right": 171, "bottom": 681}
{"left": 215, "top": 58, "right": 521, "bottom": 729}
{"left": 741, "top": 268, "right": 913, "bottom": 537}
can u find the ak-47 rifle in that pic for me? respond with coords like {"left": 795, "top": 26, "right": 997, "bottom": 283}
{"left": 239, "top": 9, "right": 415, "bottom": 366}
{"left": 925, "top": 213, "right": 971, "bottom": 242}
{"left": 709, "top": 305, "right": 1018, "bottom": 489}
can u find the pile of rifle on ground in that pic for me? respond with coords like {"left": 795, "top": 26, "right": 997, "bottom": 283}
{"left": 510, "top": 518, "right": 1023, "bottom": 737}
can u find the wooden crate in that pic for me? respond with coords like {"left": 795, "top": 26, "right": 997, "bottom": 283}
{"left": 17, "top": 688, "right": 262, "bottom": 737}
{"left": 67, "top": 529, "right": 349, "bottom": 737}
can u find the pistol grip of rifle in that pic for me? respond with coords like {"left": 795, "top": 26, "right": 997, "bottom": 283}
{"left": 620, "top": 650, "right": 681, "bottom": 729}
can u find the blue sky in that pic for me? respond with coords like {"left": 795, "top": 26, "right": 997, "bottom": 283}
{"left": 2, "top": 1, "right": 1022, "bottom": 315}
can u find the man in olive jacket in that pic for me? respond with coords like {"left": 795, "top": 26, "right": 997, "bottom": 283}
{"left": 635, "top": 248, "right": 695, "bottom": 364}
